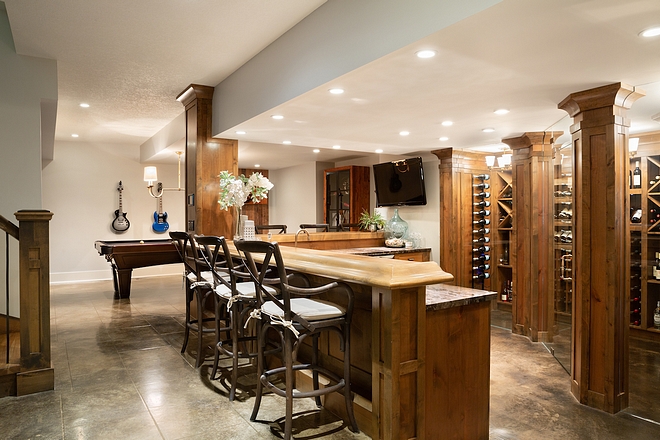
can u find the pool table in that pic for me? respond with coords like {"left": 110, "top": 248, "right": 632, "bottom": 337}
{"left": 95, "top": 239, "right": 181, "bottom": 298}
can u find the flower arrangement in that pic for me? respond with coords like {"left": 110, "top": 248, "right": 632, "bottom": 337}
{"left": 218, "top": 170, "right": 274, "bottom": 210}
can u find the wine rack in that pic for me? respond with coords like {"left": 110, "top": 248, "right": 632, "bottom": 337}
{"left": 626, "top": 143, "right": 660, "bottom": 338}
{"left": 554, "top": 164, "right": 573, "bottom": 317}
{"left": 472, "top": 173, "right": 492, "bottom": 288}
{"left": 494, "top": 169, "right": 513, "bottom": 305}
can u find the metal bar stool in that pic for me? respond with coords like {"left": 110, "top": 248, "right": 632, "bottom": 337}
{"left": 169, "top": 231, "right": 216, "bottom": 368}
{"left": 235, "top": 240, "right": 359, "bottom": 439}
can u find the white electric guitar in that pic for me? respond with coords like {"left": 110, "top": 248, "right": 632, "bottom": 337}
{"left": 111, "top": 181, "right": 130, "bottom": 232}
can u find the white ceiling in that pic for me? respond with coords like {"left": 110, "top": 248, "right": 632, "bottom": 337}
{"left": 5, "top": 0, "right": 660, "bottom": 170}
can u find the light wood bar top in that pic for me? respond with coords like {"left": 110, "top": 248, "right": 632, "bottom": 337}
{"left": 229, "top": 240, "right": 453, "bottom": 289}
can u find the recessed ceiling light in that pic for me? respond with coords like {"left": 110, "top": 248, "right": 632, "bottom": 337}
{"left": 329, "top": 88, "right": 344, "bottom": 94}
{"left": 79, "top": 103, "right": 90, "bottom": 108}
{"left": 442, "top": 120, "right": 453, "bottom": 126}
{"left": 375, "top": 149, "right": 383, "bottom": 153}
{"left": 399, "top": 131, "right": 410, "bottom": 136}
{"left": 313, "top": 149, "right": 320, "bottom": 153}
{"left": 71, "top": 134, "right": 79, "bottom": 138}
{"left": 254, "top": 164, "right": 261, "bottom": 168}
{"left": 482, "top": 128, "right": 495, "bottom": 133}
{"left": 271, "top": 115, "right": 284, "bottom": 120}
{"left": 332, "top": 145, "right": 341, "bottom": 149}
{"left": 494, "top": 109, "right": 509, "bottom": 115}
{"left": 640, "top": 26, "right": 660, "bottom": 37}
{"left": 439, "top": 136, "right": 449, "bottom": 141}
{"left": 282, "top": 140, "right": 291, "bottom": 144}
{"left": 236, "top": 130, "right": 246, "bottom": 135}
{"left": 416, "top": 50, "right": 436, "bottom": 59}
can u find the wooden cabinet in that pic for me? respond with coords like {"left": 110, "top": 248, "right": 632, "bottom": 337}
{"left": 323, "top": 166, "right": 369, "bottom": 231}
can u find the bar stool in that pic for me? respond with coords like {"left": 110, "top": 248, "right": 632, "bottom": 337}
{"left": 195, "top": 235, "right": 278, "bottom": 401}
{"left": 169, "top": 231, "right": 216, "bottom": 368}
{"left": 299, "top": 223, "right": 329, "bottom": 232}
{"left": 255, "top": 224, "right": 287, "bottom": 234}
{"left": 235, "top": 240, "right": 359, "bottom": 439}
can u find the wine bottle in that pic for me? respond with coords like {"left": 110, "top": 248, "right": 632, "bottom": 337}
{"left": 473, "top": 200, "right": 491, "bottom": 208}
{"left": 472, "top": 273, "right": 490, "bottom": 280}
{"left": 473, "top": 218, "right": 490, "bottom": 226}
{"left": 507, "top": 281, "right": 513, "bottom": 301}
{"left": 631, "top": 209, "right": 642, "bottom": 223}
{"left": 501, "top": 281, "right": 508, "bottom": 301}
{"left": 472, "top": 227, "right": 490, "bottom": 234}
{"left": 654, "top": 301, "right": 660, "bottom": 329}
{"left": 472, "top": 254, "right": 490, "bottom": 262}
{"left": 474, "top": 174, "right": 490, "bottom": 180}
{"left": 633, "top": 161, "right": 641, "bottom": 189}
{"left": 472, "top": 236, "right": 490, "bottom": 244}
{"left": 472, "top": 264, "right": 490, "bottom": 271}
{"left": 473, "top": 191, "right": 491, "bottom": 198}
{"left": 473, "top": 209, "right": 490, "bottom": 216}
{"left": 472, "top": 245, "right": 490, "bottom": 253}
{"left": 501, "top": 245, "right": 510, "bottom": 265}
{"left": 473, "top": 183, "right": 490, "bottom": 190}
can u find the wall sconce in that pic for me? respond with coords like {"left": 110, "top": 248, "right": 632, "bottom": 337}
{"left": 629, "top": 137, "right": 640, "bottom": 157}
{"left": 485, "top": 151, "right": 512, "bottom": 169}
{"left": 145, "top": 151, "right": 184, "bottom": 198}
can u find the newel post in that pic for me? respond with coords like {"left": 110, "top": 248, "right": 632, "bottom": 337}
{"left": 15, "top": 209, "right": 54, "bottom": 395}
{"left": 558, "top": 82, "right": 644, "bottom": 413}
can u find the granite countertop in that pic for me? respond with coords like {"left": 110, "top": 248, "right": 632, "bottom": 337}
{"left": 425, "top": 283, "right": 497, "bottom": 311}
{"left": 331, "top": 246, "right": 431, "bottom": 256}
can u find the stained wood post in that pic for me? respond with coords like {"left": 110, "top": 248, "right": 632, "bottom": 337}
{"left": 503, "top": 132, "right": 558, "bottom": 342}
{"left": 15, "top": 209, "right": 54, "bottom": 395}
{"left": 433, "top": 148, "right": 491, "bottom": 288}
{"left": 558, "top": 82, "right": 644, "bottom": 413}
{"left": 177, "top": 84, "right": 238, "bottom": 237}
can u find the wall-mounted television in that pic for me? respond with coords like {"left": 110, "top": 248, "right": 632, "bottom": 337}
{"left": 373, "top": 157, "right": 427, "bottom": 207}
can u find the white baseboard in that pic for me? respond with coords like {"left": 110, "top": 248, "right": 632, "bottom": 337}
{"left": 50, "top": 263, "right": 184, "bottom": 284}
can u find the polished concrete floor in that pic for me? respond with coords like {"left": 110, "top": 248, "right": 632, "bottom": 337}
{"left": 1, "top": 275, "right": 659, "bottom": 439}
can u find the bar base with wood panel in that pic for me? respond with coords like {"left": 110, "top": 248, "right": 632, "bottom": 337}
{"left": 228, "top": 242, "right": 494, "bottom": 439}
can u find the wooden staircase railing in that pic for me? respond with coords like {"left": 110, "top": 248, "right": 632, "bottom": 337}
{"left": 0, "top": 210, "right": 54, "bottom": 397}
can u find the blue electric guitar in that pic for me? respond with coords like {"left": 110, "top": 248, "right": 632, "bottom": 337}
{"left": 152, "top": 193, "right": 169, "bottom": 233}
{"left": 111, "top": 181, "right": 130, "bottom": 233}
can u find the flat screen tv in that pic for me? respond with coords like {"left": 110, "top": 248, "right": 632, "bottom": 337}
{"left": 373, "top": 157, "right": 427, "bottom": 207}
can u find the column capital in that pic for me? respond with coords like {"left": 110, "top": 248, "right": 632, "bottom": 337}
{"left": 176, "top": 84, "right": 214, "bottom": 108}
{"left": 558, "top": 82, "right": 644, "bottom": 117}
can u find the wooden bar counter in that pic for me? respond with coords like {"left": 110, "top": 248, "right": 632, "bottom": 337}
{"left": 230, "top": 241, "right": 495, "bottom": 439}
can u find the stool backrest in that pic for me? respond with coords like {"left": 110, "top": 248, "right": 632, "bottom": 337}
{"left": 234, "top": 240, "right": 292, "bottom": 317}
{"left": 194, "top": 235, "right": 236, "bottom": 292}
{"left": 169, "top": 231, "right": 196, "bottom": 275}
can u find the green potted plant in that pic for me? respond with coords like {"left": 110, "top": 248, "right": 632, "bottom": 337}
{"left": 358, "top": 209, "right": 386, "bottom": 232}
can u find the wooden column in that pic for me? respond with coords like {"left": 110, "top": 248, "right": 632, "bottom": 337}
{"left": 176, "top": 84, "right": 238, "bottom": 237}
{"left": 15, "top": 210, "right": 54, "bottom": 396}
{"left": 558, "top": 82, "right": 644, "bottom": 413}
{"left": 503, "top": 132, "right": 558, "bottom": 342}
{"left": 432, "top": 148, "right": 491, "bottom": 288}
